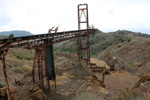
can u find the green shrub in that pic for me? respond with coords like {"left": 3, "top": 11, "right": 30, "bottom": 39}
{"left": 127, "top": 38, "right": 131, "bottom": 42}
{"left": 16, "top": 55, "right": 23, "bottom": 60}
{"left": 59, "top": 47, "right": 76, "bottom": 53}
{"left": 118, "top": 88, "right": 133, "bottom": 100}
{"left": 119, "top": 38, "right": 125, "bottom": 42}
{"left": 25, "top": 58, "right": 30, "bottom": 61}
{"left": 138, "top": 65, "right": 141, "bottom": 67}
{"left": 101, "top": 42, "right": 112, "bottom": 50}
{"left": 9, "top": 33, "right": 14, "bottom": 38}
{"left": 0, "top": 81, "right": 5, "bottom": 87}
{"left": 22, "top": 65, "right": 32, "bottom": 72}
{"left": 12, "top": 67, "right": 23, "bottom": 73}
{"left": 14, "top": 64, "right": 18, "bottom": 67}
{"left": 118, "top": 31, "right": 124, "bottom": 34}
{"left": 118, "top": 45, "right": 122, "bottom": 48}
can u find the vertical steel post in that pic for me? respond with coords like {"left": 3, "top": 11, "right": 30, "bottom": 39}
{"left": 77, "top": 4, "right": 90, "bottom": 64}
{"left": 44, "top": 53, "right": 50, "bottom": 91}
{"left": 1, "top": 50, "right": 10, "bottom": 100}
{"left": 102, "top": 68, "right": 105, "bottom": 84}
{"left": 32, "top": 47, "right": 45, "bottom": 90}
{"left": 32, "top": 50, "right": 36, "bottom": 85}
{"left": 41, "top": 51, "right": 44, "bottom": 90}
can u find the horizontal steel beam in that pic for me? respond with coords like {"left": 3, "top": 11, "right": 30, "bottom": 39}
{"left": 0, "top": 29, "right": 95, "bottom": 51}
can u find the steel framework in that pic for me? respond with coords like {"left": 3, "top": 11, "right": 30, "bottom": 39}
{"left": 0, "top": 4, "right": 96, "bottom": 99}
{"left": 78, "top": 4, "right": 90, "bottom": 63}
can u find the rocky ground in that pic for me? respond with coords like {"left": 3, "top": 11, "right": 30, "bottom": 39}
{"left": 1, "top": 53, "right": 147, "bottom": 100}
{"left": 1, "top": 30, "right": 150, "bottom": 100}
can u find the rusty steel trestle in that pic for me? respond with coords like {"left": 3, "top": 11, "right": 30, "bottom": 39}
{"left": 78, "top": 4, "right": 90, "bottom": 64}
{"left": 32, "top": 45, "right": 56, "bottom": 91}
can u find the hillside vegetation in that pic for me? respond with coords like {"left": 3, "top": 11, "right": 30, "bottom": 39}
{"left": 0, "top": 29, "right": 150, "bottom": 100}
{"left": 55, "top": 29, "right": 150, "bottom": 75}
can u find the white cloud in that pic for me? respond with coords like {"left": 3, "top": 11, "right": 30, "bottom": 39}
{"left": 0, "top": 0, "right": 150, "bottom": 34}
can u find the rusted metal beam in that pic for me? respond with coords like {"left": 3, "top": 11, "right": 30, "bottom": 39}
{"left": 0, "top": 50, "right": 10, "bottom": 100}
{"left": 78, "top": 4, "right": 90, "bottom": 64}
{"left": 0, "top": 29, "right": 95, "bottom": 46}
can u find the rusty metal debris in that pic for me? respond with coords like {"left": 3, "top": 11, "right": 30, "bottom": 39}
{"left": 15, "top": 79, "right": 25, "bottom": 86}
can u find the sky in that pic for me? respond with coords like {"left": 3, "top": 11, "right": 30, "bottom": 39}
{"left": 0, "top": 0, "right": 150, "bottom": 34}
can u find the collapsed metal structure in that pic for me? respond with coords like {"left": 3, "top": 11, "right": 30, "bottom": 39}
{"left": 0, "top": 4, "right": 97, "bottom": 100}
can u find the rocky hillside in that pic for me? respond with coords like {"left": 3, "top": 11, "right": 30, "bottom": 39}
{"left": 0, "top": 30, "right": 150, "bottom": 100}
{"left": 55, "top": 29, "right": 150, "bottom": 75}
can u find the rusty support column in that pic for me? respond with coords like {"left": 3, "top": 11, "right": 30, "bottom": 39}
{"left": 32, "top": 47, "right": 45, "bottom": 90}
{"left": 0, "top": 50, "right": 10, "bottom": 100}
{"left": 41, "top": 51, "right": 44, "bottom": 90}
{"left": 32, "top": 50, "right": 36, "bottom": 85}
{"left": 44, "top": 48, "right": 50, "bottom": 91}
{"left": 77, "top": 4, "right": 90, "bottom": 64}
{"left": 102, "top": 68, "right": 105, "bottom": 84}
{"left": 38, "top": 57, "right": 41, "bottom": 82}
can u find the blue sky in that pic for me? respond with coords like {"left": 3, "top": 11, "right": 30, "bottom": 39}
{"left": 0, "top": 0, "right": 150, "bottom": 34}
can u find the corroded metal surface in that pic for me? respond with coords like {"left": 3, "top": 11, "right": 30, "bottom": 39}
{"left": 77, "top": 4, "right": 90, "bottom": 63}
{"left": 0, "top": 50, "right": 10, "bottom": 100}
{"left": 0, "top": 29, "right": 95, "bottom": 51}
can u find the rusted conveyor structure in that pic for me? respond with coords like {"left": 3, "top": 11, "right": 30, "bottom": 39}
{"left": 0, "top": 29, "right": 96, "bottom": 100}
{"left": 0, "top": 3, "right": 97, "bottom": 100}
{"left": 0, "top": 29, "right": 95, "bottom": 50}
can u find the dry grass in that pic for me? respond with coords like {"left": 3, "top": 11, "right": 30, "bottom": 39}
{"left": 117, "top": 86, "right": 150, "bottom": 100}
{"left": 22, "top": 65, "right": 32, "bottom": 72}
{"left": 12, "top": 67, "right": 24, "bottom": 73}
{"left": 0, "top": 81, "right": 5, "bottom": 88}
{"left": 74, "top": 93, "right": 104, "bottom": 100}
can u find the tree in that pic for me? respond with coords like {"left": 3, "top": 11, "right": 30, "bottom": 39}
{"left": 9, "top": 33, "right": 14, "bottom": 38}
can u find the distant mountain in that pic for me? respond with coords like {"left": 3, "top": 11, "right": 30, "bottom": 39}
{"left": 0, "top": 30, "right": 33, "bottom": 37}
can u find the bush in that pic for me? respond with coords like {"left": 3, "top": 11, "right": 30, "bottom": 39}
{"left": 0, "top": 81, "right": 5, "bottom": 87}
{"left": 118, "top": 45, "right": 122, "bottom": 48}
{"left": 9, "top": 33, "right": 14, "bottom": 38}
{"left": 118, "top": 31, "right": 124, "bottom": 34}
{"left": 14, "top": 64, "right": 18, "bottom": 67}
{"left": 25, "top": 58, "right": 30, "bottom": 61}
{"left": 118, "top": 88, "right": 133, "bottom": 100}
{"left": 119, "top": 38, "right": 125, "bottom": 42}
{"left": 101, "top": 42, "right": 112, "bottom": 50}
{"left": 138, "top": 65, "right": 141, "bottom": 67}
{"left": 16, "top": 55, "right": 23, "bottom": 60}
{"left": 59, "top": 47, "right": 76, "bottom": 53}
{"left": 127, "top": 38, "right": 131, "bottom": 42}
{"left": 12, "top": 67, "right": 23, "bottom": 73}
{"left": 22, "top": 65, "right": 32, "bottom": 72}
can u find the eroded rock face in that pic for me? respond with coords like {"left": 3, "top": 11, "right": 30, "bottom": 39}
{"left": 13, "top": 85, "right": 47, "bottom": 100}
{"left": 91, "top": 75, "right": 105, "bottom": 87}
{"left": 0, "top": 86, "right": 16, "bottom": 97}
{"left": 29, "top": 85, "right": 47, "bottom": 100}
